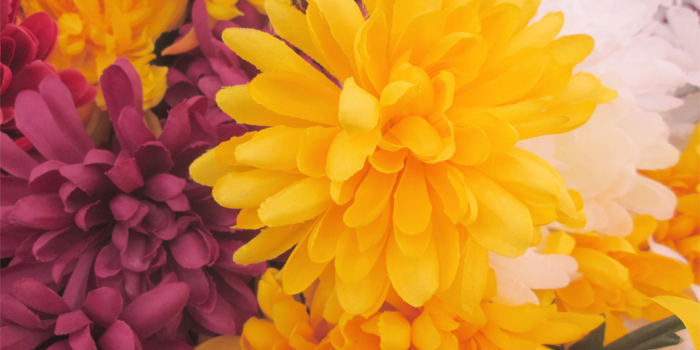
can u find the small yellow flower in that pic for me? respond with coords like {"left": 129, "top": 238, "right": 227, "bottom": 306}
{"left": 643, "top": 125, "right": 699, "bottom": 283}
{"left": 23, "top": 0, "right": 188, "bottom": 108}
{"left": 191, "top": 0, "right": 615, "bottom": 314}
{"left": 545, "top": 220, "right": 694, "bottom": 344}
{"left": 199, "top": 268, "right": 603, "bottom": 350}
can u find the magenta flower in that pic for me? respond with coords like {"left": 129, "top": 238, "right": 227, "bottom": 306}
{"left": 1, "top": 276, "right": 191, "bottom": 349}
{"left": 1, "top": 0, "right": 96, "bottom": 150}
{"left": 0, "top": 59, "right": 264, "bottom": 346}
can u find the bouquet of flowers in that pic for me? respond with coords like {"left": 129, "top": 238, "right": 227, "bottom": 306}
{"left": 1, "top": 0, "right": 698, "bottom": 349}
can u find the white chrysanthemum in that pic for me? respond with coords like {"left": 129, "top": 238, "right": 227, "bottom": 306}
{"left": 519, "top": 0, "right": 693, "bottom": 236}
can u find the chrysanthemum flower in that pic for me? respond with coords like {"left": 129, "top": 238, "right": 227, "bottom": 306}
{"left": 1, "top": 0, "right": 95, "bottom": 149}
{"left": 545, "top": 220, "right": 694, "bottom": 343}
{"left": 22, "top": 0, "right": 188, "bottom": 108}
{"left": 192, "top": 0, "right": 615, "bottom": 312}
{"left": 199, "top": 268, "right": 603, "bottom": 350}
{"left": 0, "top": 59, "right": 263, "bottom": 344}
{"left": 1, "top": 277, "right": 191, "bottom": 349}
{"left": 643, "top": 124, "right": 699, "bottom": 283}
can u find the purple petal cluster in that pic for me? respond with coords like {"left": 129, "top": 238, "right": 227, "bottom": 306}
{"left": 1, "top": 0, "right": 96, "bottom": 151}
{"left": 0, "top": 59, "right": 264, "bottom": 348}
{"left": 163, "top": 0, "right": 264, "bottom": 112}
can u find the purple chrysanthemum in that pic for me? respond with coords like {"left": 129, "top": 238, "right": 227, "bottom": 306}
{"left": 0, "top": 59, "right": 264, "bottom": 348}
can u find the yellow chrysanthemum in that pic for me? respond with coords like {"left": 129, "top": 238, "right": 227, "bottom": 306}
{"left": 23, "top": 0, "right": 187, "bottom": 108}
{"left": 196, "top": 268, "right": 603, "bottom": 350}
{"left": 191, "top": 0, "right": 616, "bottom": 313}
{"left": 643, "top": 125, "right": 699, "bottom": 283}
{"left": 544, "top": 219, "right": 694, "bottom": 344}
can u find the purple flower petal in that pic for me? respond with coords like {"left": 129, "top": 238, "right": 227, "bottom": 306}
{"left": 10, "top": 194, "right": 73, "bottom": 230}
{"left": 55, "top": 310, "right": 92, "bottom": 335}
{"left": 188, "top": 295, "right": 238, "bottom": 335}
{"left": 172, "top": 263, "right": 215, "bottom": 308}
{"left": 0, "top": 262, "right": 54, "bottom": 287}
{"left": 120, "top": 280, "right": 190, "bottom": 339}
{"left": 59, "top": 163, "right": 113, "bottom": 197}
{"left": 62, "top": 246, "right": 100, "bottom": 310}
{"left": 0, "top": 294, "right": 53, "bottom": 329}
{"left": 20, "top": 12, "right": 57, "bottom": 60}
{"left": 94, "top": 244, "right": 123, "bottom": 278}
{"left": 68, "top": 325, "right": 98, "bottom": 350}
{"left": 38, "top": 76, "right": 94, "bottom": 155}
{"left": 83, "top": 149, "right": 116, "bottom": 169}
{"left": 14, "top": 89, "right": 85, "bottom": 163}
{"left": 82, "top": 287, "right": 123, "bottom": 328}
{"left": 169, "top": 230, "right": 212, "bottom": 269}
{"left": 0, "top": 325, "right": 54, "bottom": 350}
{"left": 106, "top": 152, "right": 144, "bottom": 194}
{"left": 143, "top": 173, "right": 186, "bottom": 202}
{"left": 1, "top": 176, "right": 30, "bottom": 206}
{"left": 120, "top": 233, "right": 161, "bottom": 272}
{"left": 74, "top": 200, "right": 112, "bottom": 230}
{"left": 0, "top": 133, "right": 38, "bottom": 179}
{"left": 29, "top": 160, "right": 67, "bottom": 193}
{"left": 46, "top": 340, "right": 73, "bottom": 350}
{"left": 165, "top": 193, "right": 190, "bottom": 212}
{"left": 117, "top": 106, "right": 156, "bottom": 152}
{"left": 33, "top": 226, "right": 85, "bottom": 262}
{"left": 100, "top": 59, "right": 143, "bottom": 150}
{"left": 133, "top": 142, "right": 174, "bottom": 179}
{"left": 10, "top": 278, "right": 70, "bottom": 315}
{"left": 109, "top": 194, "right": 141, "bottom": 221}
{"left": 59, "top": 182, "right": 91, "bottom": 213}
{"left": 98, "top": 320, "right": 142, "bottom": 350}
{"left": 52, "top": 232, "right": 101, "bottom": 284}
{"left": 158, "top": 102, "right": 190, "bottom": 155}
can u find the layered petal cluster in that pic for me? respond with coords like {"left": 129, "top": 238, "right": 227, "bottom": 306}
{"left": 520, "top": 0, "right": 693, "bottom": 236}
{"left": 1, "top": 276, "right": 192, "bottom": 349}
{"left": 1, "top": 0, "right": 95, "bottom": 149}
{"left": 0, "top": 59, "right": 263, "bottom": 345}
{"left": 201, "top": 268, "right": 603, "bottom": 350}
{"left": 163, "top": 0, "right": 261, "bottom": 110}
{"left": 644, "top": 124, "right": 699, "bottom": 283}
{"left": 161, "top": 0, "right": 266, "bottom": 57}
{"left": 192, "top": 0, "right": 616, "bottom": 314}
{"left": 545, "top": 218, "right": 694, "bottom": 343}
{"left": 22, "top": 0, "right": 188, "bottom": 108}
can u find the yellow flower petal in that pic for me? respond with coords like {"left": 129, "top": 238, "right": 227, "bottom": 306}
{"left": 222, "top": 28, "right": 338, "bottom": 90}
{"left": 461, "top": 167, "right": 533, "bottom": 257}
{"left": 393, "top": 156, "right": 432, "bottom": 235}
{"left": 258, "top": 177, "right": 333, "bottom": 227}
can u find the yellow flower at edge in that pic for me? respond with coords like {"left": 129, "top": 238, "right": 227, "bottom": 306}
{"left": 543, "top": 218, "right": 694, "bottom": 344}
{"left": 22, "top": 0, "right": 188, "bottom": 108}
{"left": 191, "top": 0, "right": 616, "bottom": 315}
{"left": 643, "top": 124, "right": 699, "bottom": 284}
{"left": 195, "top": 268, "right": 603, "bottom": 350}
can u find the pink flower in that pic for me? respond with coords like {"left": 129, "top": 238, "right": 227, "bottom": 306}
{"left": 0, "top": 0, "right": 96, "bottom": 150}
{"left": 0, "top": 59, "right": 263, "bottom": 346}
{"left": 0, "top": 276, "right": 192, "bottom": 350}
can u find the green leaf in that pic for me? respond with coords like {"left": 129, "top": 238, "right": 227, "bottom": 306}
{"left": 568, "top": 321, "right": 606, "bottom": 350}
{"left": 604, "top": 316, "right": 686, "bottom": 350}
{"left": 629, "top": 332, "right": 682, "bottom": 350}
